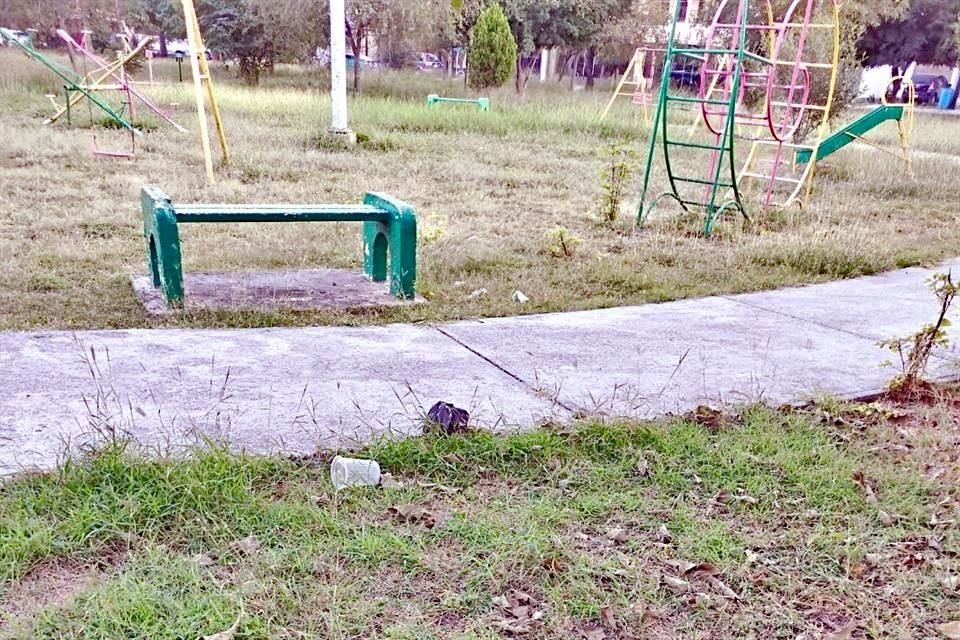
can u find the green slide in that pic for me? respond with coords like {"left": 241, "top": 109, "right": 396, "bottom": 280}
{"left": 796, "top": 105, "right": 905, "bottom": 165}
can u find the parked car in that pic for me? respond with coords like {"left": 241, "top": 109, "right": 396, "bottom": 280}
{"left": 1, "top": 29, "right": 31, "bottom": 47}
{"left": 885, "top": 73, "right": 950, "bottom": 105}
{"left": 165, "top": 38, "right": 213, "bottom": 59}
{"left": 412, "top": 52, "right": 441, "bottom": 72}
{"left": 312, "top": 48, "right": 377, "bottom": 69}
{"left": 346, "top": 52, "right": 378, "bottom": 69}
{"left": 669, "top": 60, "right": 701, "bottom": 91}
{"left": 911, "top": 73, "right": 950, "bottom": 105}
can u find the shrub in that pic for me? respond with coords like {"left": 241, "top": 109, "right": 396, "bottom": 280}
{"left": 468, "top": 4, "right": 517, "bottom": 90}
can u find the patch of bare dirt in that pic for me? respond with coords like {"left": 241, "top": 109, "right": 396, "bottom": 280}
{"left": 0, "top": 551, "right": 123, "bottom": 630}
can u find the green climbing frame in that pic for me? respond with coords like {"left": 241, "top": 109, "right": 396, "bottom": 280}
{"left": 637, "top": 1, "right": 751, "bottom": 236}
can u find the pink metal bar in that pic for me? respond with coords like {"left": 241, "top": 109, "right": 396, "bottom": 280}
{"left": 57, "top": 29, "right": 187, "bottom": 133}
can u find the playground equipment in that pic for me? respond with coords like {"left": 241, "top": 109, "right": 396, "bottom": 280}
{"left": 602, "top": 47, "right": 722, "bottom": 132}
{"left": 637, "top": 0, "right": 843, "bottom": 235}
{"left": 1, "top": 3, "right": 227, "bottom": 178}
{"left": 426, "top": 94, "right": 490, "bottom": 111}
{"left": 181, "top": 0, "right": 229, "bottom": 184}
{"left": 54, "top": 29, "right": 187, "bottom": 157}
{"left": 141, "top": 186, "right": 418, "bottom": 307}
{"left": 796, "top": 78, "right": 915, "bottom": 176}
{"left": 600, "top": 48, "right": 660, "bottom": 124}
{"left": 0, "top": 27, "right": 143, "bottom": 155}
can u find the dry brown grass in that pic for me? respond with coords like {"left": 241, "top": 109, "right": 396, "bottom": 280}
{"left": 1, "top": 49, "right": 958, "bottom": 330}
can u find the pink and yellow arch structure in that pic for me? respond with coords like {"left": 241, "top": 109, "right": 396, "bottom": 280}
{"left": 637, "top": 0, "right": 841, "bottom": 235}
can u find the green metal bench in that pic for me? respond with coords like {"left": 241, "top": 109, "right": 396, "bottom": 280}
{"left": 141, "top": 185, "right": 417, "bottom": 307}
{"left": 426, "top": 94, "right": 490, "bottom": 111}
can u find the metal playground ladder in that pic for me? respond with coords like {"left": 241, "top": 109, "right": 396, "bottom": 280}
{"left": 636, "top": 0, "right": 840, "bottom": 236}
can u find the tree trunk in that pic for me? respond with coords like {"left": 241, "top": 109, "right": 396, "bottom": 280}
{"left": 557, "top": 50, "right": 568, "bottom": 82}
{"left": 350, "top": 34, "right": 361, "bottom": 95}
{"left": 515, "top": 54, "right": 522, "bottom": 94}
{"left": 569, "top": 53, "right": 581, "bottom": 90}
{"left": 585, "top": 46, "right": 597, "bottom": 90}
{"left": 159, "top": 31, "right": 168, "bottom": 58}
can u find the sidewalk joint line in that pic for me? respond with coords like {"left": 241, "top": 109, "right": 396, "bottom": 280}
{"left": 432, "top": 326, "right": 576, "bottom": 413}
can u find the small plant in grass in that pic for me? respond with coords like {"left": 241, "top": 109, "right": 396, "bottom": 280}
{"left": 545, "top": 226, "right": 581, "bottom": 258}
{"left": 419, "top": 213, "right": 449, "bottom": 246}
{"left": 879, "top": 271, "right": 957, "bottom": 395}
{"left": 596, "top": 143, "right": 637, "bottom": 225}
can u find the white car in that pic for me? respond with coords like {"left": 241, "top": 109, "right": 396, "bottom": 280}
{"left": 1, "top": 29, "right": 31, "bottom": 47}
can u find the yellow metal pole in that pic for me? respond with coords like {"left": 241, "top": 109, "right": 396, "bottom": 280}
{"left": 184, "top": 1, "right": 229, "bottom": 165}
{"left": 181, "top": 0, "right": 215, "bottom": 184}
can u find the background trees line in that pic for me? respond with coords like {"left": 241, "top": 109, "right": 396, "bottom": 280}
{"left": 2, "top": 0, "right": 959, "bottom": 90}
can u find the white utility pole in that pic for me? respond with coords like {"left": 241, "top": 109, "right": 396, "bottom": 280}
{"left": 328, "top": 0, "right": 354, "bottom": 141}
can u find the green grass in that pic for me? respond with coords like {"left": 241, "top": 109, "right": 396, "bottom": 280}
{"left": 1, "top": 401, "right": 956, "bottom": 638}
{"left": 0, "top": 50, "right": 959, "bottom": 329}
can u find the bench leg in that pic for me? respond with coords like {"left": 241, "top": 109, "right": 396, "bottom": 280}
{"left": 142, "top": 186, "right": 185, "bottom": 307}
{"left": 387, "top": 210, "right": 416, "bottom": 299}
{"left": 363, "top": 193, "right": 418, "bottom": 299}
{"left": 363, "top": 221, "right": 388, "bottom": 283}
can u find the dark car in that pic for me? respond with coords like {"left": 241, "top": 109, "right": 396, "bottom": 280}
{"left": 669, "top": 60, "right": 701, "bottom": 91}
{"left": 887, "top": 73, "right": 950, "bottom": 105}
{"left": 912, "top": 73, "right": 950, "bottom": 105}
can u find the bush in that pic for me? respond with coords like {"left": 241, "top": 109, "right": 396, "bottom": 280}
{"left": 468, "top": 4, "right": 517, "bottom": 90}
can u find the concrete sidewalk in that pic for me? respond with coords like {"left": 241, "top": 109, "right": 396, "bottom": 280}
{"left": 2, "top": 259, "right": 958, "bottom": 473}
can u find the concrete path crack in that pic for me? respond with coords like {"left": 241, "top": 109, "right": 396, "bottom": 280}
{"left": 432, "top": 326, "right": 577, "bottom": 413}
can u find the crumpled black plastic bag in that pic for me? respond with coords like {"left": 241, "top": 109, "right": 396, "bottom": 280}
{"left": 424, "top": 401, "right": 470, "bottom": 435}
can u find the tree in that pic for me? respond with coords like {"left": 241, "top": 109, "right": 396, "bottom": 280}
{"left": 126, "top": 0, "right": 184, "bottom": 56}
{"left": 468, "top": 3, "right": 516, "bottom": 90}
{"left": 859, "top": 0, "right": 960, "bottom": 66}
{"left": 503, "top": 0, "right": 632, "bottom": 94}
{"left": 198, "top": 0, "right": 273, "bottom": 85}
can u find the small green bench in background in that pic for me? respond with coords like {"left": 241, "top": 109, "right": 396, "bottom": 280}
{"left": 141, "top": 186, "right": 417, "bottom": 307}
{"left": 426, "top": 94, "right": 490, "bottom": 111}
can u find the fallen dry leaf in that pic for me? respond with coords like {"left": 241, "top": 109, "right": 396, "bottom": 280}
{"left": 938, "top": 621, "right": 960, "bottom": 639}
{"left": 202, "top": 608, "right": 242, "bottom": 640}
{"left": 655, "top": 524, "right": 674, "bottom": 543}
{"left": 824, "top": 620, "right": 859, "bottom": 640}
{"left": 388, "top": 503, "right": 437, "bottom": 528}
{"left": 493, "top": 619, "right": 535, "bottom": 634}
{"left": 940, "top": 575, "right": 960, "bottom": 592}
{"left": 605, "top": 528, "right": 629, "bottom": 544}
{"left": 635, "top": 458, "right": 651, "bottom": 478}
{"left": 192, "top": 553, "right": 216, "bottom": 567}
{"left": 492, "top": 591, "right": 544, "bottom": 635}
{"left": 707, "top": 576, "right": 741, "bottom": 600}
{"left": 852, "top": 469, "right": 878, "bottom": 505}
{"left": 380, "top": 474, "right": 404, "bottom": 490}
{"left": 661, "top": 574, "right": 691, "bottom": 595}
{"left": 745, "top": 549, "right": 759, "bottom": 566}
{"left": 600, "top": 605, "right": 617, "bottom": 629}
{"left": 878, "top": 510, "right": 896, "bottom": 526}
{"left": 581, "top": 628, "right": 605, "bottom": 640}
{"left": 540, "top": 554, "right": 567, "bottom": 575}
{"left": 230, "top": 535, "right": 261, "bottom": 556}
{"left": 665, "top": 560, "right": 720, "bottom": 577}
